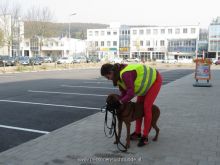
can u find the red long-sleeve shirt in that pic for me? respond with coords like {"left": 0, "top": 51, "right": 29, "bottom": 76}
{"left": 119, "top": 69, "right": 137, "bottom": 103}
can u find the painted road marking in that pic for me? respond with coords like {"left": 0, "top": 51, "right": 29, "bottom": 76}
{"left": 28, "top": 90, "right": 107, "bottom": 97}
{"left": 61, "top": 85, "right": 116, "bottom": 90}
{"left": 83, "top": 81, "right": 112, "bottom": 84}
{"left": 0, "top": 124, "right": 49, "bottom": 134}
{"left": 0, "top": 99, "right": 100, "bottom": 110}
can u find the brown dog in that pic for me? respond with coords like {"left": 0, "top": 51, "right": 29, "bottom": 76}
{"left": 106, "top": 94, "right": 160, "bottom": 149}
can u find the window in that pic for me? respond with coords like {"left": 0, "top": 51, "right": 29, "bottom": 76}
{"left": 146, "top": 29, "right": 151, "bottom": 34}
{"left": 191, "top": 28, "right": 196, "bottom": 34}
{"left": 113, "top": 41, "right": 117, "bottom": 46}
{"left": 153, "top": 29, "right": 158, "bottom": 35}
{"left": 88, "top": 31, "right": 93, "bottom": 36}
{"left": 140, "top": 40, "right": 144, "bottom": 46}
{"left": 175, "top": 28, "right": 180, "bottom": 34}
{"left": 146, "top": 40, "right": 150, "bottom": 46}
{"left": 133, "top": 30, "right": 137, "bottom": 35}
{"left": 161, "top": 29, "right": 165, "bottom": 34}
{"left": 107, "top": 31, "right": 111, "bottom": 35}
{"left": 95, "top": 41, "right": 98, "bottom": 46}
{"left": 168, "top": 29, "right": 172, "bottom": 34}
{"left": 89, "top": 41, "right": 93, "bottom": 47}
{"left": 101, "top": 41, "right": 104, "bottom": 46}
{"left": 139, "top": 29, "right": 144, "bottom": 35}
{"left": 160, "top": 40, "right": 165, "bottom": 46}
{"left": 113, "top": 31, "right": 117, "bottom": 35}
{"left": 107, "top": 41, "right": 111, "bottom": 46}
{"left": 183, "top": 28, "right": 187, "bottom": 34}
{"left": 101, "top": 31, "right": 105, "bottom": 36}
{"left": 95, "top": 31, "right": 99, "bottom": 36}
{"left": 132, "top": 41, "right": 136, "bottom": 46}
{"left": 26, "top": 42, "right": 29, "bottom": 47}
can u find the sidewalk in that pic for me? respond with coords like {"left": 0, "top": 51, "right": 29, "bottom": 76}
{"left": 0, "top": 70, "right": 220, "bottom": 165}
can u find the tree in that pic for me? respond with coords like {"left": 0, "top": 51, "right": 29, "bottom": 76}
{"left": 0, "top": 29, "right": 3, "bottom": 47}
{"left": 25, "top": 6, "right": 53, "bottom": 56}
{"left": 0, "top": 0, "right": 22, "bottom": 56}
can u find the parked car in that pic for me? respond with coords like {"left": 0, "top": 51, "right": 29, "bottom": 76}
{"left": 57, "top": 56, "right": 73, "bottom": 64}
{"left": 214, "top": 60, "right": 220, "bottom": 65}
{"left": 0, "top": 56, "right": 15, "bottom": 66}
{"left": 30, "top": 57, "right": 42, "bottom": 65}
{"left": 73, "top": 56, "right": 87, "bottom": 63}
{"left": 124, "top": 58, "right": 141, "bottom": 63}
{"left": 43, "top": 56, "right": 52, "bottom": 63}
{"left": 109, "top": 57, "right": 123, "bottom": 63}
{"left": 87, "top": 56, "right": 100, "bottom": 63}
{"left": 178, "top": 59, "right": 193, "bottom": 63}
{"left": 164, "top": 58, "right": 178, "bottom": 64}
{"left": 15, "top": 56, "right": 30, "bottom": 65}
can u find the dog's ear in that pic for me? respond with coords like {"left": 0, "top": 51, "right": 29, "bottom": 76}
{"left": 106, "top": 94, "right": 113, "bottom": 104}
{"left": 106, "top": 94, "right": 117, "bottom": 104}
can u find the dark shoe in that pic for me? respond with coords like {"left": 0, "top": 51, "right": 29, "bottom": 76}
{"left": 130, "top": 132, "right": 142, "bottom": 140}
{"left": 137, "top": 136, "right": 148, "bottom": 147}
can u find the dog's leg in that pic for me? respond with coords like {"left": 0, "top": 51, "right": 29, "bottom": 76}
{"left": 152, "top": 105, "right": 160, "bottom": 141}
{"left": 125, "top": 122, "right": 131, "bottom": 148}
{"left": 114, "top": 120, "right": 122, "bottom": 144}
{"left": 152, "top": 123, "right": 160, "bottom": 141}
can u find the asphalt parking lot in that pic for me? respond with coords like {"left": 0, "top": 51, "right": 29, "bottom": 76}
{"left": 0, "top": 68, "right": 193, "bottom": 152}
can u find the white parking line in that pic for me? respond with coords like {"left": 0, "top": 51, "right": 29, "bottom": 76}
{"left": 83, "top": 81, "right": 112, "bottom": 84}
{"left": 0, "top": 124, "right": 49, "bottom": 134}
{"left": 0, "top": 99, "right": 101, "bottom": 110}
{"left": 61, "top": 85, "right": 116, "bottom": 90}
{"left": 28, "top": 90, "right": 107, "bottom": 97}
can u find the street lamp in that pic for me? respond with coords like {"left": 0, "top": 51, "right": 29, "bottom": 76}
{"left": 68, "top": 13, "right": 77, "bottom": 38}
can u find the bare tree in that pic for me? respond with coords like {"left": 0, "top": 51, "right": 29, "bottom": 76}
{"left": 0, "top": 29, "right": 3, "bottom": 47}
{"left": 0, "top": 0, "right": 22, "bottom": 56}
{"left": 25, "top": 6, "right": 53, "bottom": 56}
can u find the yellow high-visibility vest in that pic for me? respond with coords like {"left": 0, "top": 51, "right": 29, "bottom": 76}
{"left": 117, "top": 64, "right": 157, "bottom": 96}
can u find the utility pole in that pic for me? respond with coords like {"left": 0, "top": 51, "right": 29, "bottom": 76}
{"left": 68, "top": 13, "right": 77, "bottom": 38}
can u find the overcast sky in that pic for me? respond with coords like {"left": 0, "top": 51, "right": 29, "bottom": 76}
{"left": 6, "top": 0, "right": 220, "bottom": 28}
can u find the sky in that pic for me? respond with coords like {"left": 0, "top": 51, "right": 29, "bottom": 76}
{"left": 4, "top": 0, "right": 220, "bottom": 28}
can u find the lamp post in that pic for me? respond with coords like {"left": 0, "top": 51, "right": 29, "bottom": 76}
{"left": 217, "top": 39, "right": 219, "bottom": 60}
{"left": 68, "top": 13, "right": 77, "bottom": 38}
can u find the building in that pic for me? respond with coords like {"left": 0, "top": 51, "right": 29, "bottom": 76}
{"left": 21, "top": 36, "right": 86, "bottom": 59}
{"left": 197, "top": 29, "right": 208, "bottom": 58}
{"left": 208, "top": 17, "right": 220, "bottom": 60}
{"left": 87, "top": 23, "right": 120, "bottom": 60}
{"left": 87, "top": 23, "right": 200, "bottom": 61}
{"left": 0, "top": 14, "right": 24, "bottom": 56}
{"left": 119, "top": 25, "right": 130, "bottom": 59}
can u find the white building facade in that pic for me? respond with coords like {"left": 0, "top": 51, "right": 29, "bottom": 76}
{"left": 87, "top": 24, "right": 200, "bottom": 61}
{"left": 87, "top": 23, "right": 120, "bottom": 60}
{"left": 208, "top": 17, "right": 220, "bottom": 60}
{"left": 21, "top": 37, "right": 86, "bottom": 59}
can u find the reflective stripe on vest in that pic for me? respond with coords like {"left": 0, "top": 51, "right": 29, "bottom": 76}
{"left": 117, "top": 64, "right": 157, "bottom": 96}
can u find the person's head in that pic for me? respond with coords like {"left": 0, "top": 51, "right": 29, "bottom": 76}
{"left": 100, "top": 63, "right": 121, "bottom": 86}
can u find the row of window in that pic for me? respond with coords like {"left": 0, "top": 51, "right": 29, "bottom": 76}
{"left": 88, "top": 28, "right": 197, "bottom": 37}
{"left": 90, "top": 41, "right": 118, "bottom": 47}
{"left": 90, "top": 39, "right": 198, "bottom": 48}
{"left": 132, "top": 28, "right": 196, "bottom": 35}
{"left": 168, "top": 47, "right": 196, "bottom": 52}
{"left": 132, "top": 40, "right": 165, "bottom": 47}
{"left": 132, "top": 52, "right": 165, "bottom": 60}
{"left": 88, "top": 30, "right": 118, "bottom": 36}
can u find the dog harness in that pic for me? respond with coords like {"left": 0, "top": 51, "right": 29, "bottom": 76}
{"left": 117, "top": 64, "right": 157, "bottom": 96}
